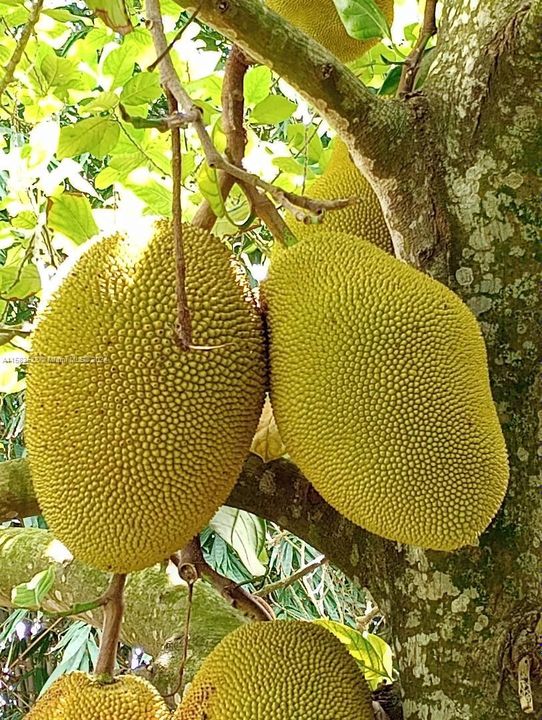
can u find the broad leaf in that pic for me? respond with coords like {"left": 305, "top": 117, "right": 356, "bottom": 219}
{"left": 48, "top": 193, "right": 99, "bottom": 245}
{"left": 120, "top": 72, "right": 162, "bottom": 107}
{"left": 333, "top": 0, "right": 391, "bottom": 41}
{"left": 84, "top": 0, "right": 132, "bottom": 35}
{"left": 58, "top": 117, "right": 120, "bottom": 160}
{"left": 209, "top": 507, "right": 267, "bottom": 577}
{"left": 11, "top": 567, "right": 56, "bottom": 610}
{"left": 316, "top": 619, "right": 394, "bottom": 690}
{"left": 250, "top": 95, "right": 297, "bottom": 125}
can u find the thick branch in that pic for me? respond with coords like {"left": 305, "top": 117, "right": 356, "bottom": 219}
{"left": 173, "top": 0, "right": 405, "bottom": 170}
{"left": 0, "top": 456, "right": 383, "bottom": 587}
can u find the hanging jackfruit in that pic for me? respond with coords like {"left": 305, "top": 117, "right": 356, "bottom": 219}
{"left": 291, "top": 139, "right": 393, "bottom": 253}
{"left": 25, "top": 672, "right": 170, "bottom": 719}
{"left": 266, "top": 0, "right": 394, "bottom": 64}
{"left": 26, "top": 222, "right": 265, "bottom": 573}
{"left": 173, "top": 621, "right": 374, "bottom": 719}
{"left": 264, "top": 231, "right": 509, "bottom": 550}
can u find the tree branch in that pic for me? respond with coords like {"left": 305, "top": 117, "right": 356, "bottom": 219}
{"left": 398, "top": 0, "right": 438, "bottom": 96}
{"left": 192, "top": 44, "right": 248, "bottom": 231}
{"left": 147, "top": 0, "right": 350, "bottom": 223}
{"left": 0, "top": 456, "right": 384, "bottom": 588}
{"left": 0, "top": 0, "right": 44, "bottom": 100}
{"left": 95, "top": 574, "right": 126, "bottom": 678}
{"left": 172, "top": 0, "right": 405, "bottom": 175}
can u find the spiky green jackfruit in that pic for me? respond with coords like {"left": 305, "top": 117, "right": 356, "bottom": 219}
{"left": 173, "top": 621, "right": 374, "bottom": 719}
{"left": 264, "top": 231, "right": 509, "bottom": 550}
{"left": 25, "top": 672, "right": 169, "bottom": 719}
{"left": 266, "top": 0, "right": 394, "bottom": 64}
{"left": 26, "top": 222, "right": 265, "bottom": 573}
{"left": 291, "top": 139, "right": 393, "bottom": 253}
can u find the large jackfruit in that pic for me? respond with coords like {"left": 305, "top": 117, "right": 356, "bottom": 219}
{"left": 26, "top": 222, "right": 265, "bottom": 573}
{"left": 264, "top": 231, "right": 509, "bottom": 550}
{"left": 266, "top": 0, "right": 394, "bottom": 64}
{"left": 173, "top": 621, "right": 374, "bottom": 719}
{"left": 291, "top": 139, "right": 393, "bottom": 253}
{"left": 25, "top": 672, "right": 170, "bottom": 719}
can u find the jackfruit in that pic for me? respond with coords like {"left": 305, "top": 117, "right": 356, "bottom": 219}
{"left": 173, "top": 621, "right": 374, "bottom": 719}
{"left": 25, "top": 672, "right": 170, "bottom": 719}
{"left": 291, "top": 139, "right": 393, "bottom": 253}
{"left": 266, "top": 0, "right": 394, "bottom": 64}
{"left": 26, "top": 221, "right": 265, "bottom": 573}
{"left": 264, "top": 231, "right": 509, "bottom": 550}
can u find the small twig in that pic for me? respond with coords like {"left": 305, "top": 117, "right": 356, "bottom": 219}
{"left": 398, "top": 0, "right": 438, "bottom": 96}
{"left": 146, "top": 0, "right": 349, "bottom": 224}
{"left": 95, "top": 574, "right": 127, "bottom": 679}
{"left": 255, "top": 555, "right": 328, "bottom": 597}
{"left": 171, "top": 538, "right": 274, "bottom": 621}
{"left": 0, "top": 0, "right": 44, "bottom": 100}
{"left": 163, "top": 560, "right": 198, "bottom": 698}
{"left": 147, "top": 4, "right": 202, "bottom": 72}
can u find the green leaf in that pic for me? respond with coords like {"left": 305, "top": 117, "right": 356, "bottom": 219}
{"left": 244, "top": 66, "right": 272, "bottom": 107}
{"left": 209, "top": 507, "right": 267, "bottom": 577}
{"left": 333, "top": 0, "right": 391, "bottom": 41}
{"left": 84, "top": 0, "right": 132, "bottom": 35}
{"left": 125, "top": 179, "right": 172, "bottom": 216}
{"left": 0, "top": 248, "right": 41, "bottom": 300}
{"left": 287, "top": 123, "right": 323, "bottom": 163}
{"left": 120, "top": 71, "right": 162, "bottom": 107}
{"left": 249, "top": 95, "right": 297, "bottom": 125}
{"left": 102, "top": 44, "right": 139, "bottom": 89}
{"left": 81, "top": 92, "right": 120, "bottom": 113}
{"left": 11, "top": 567, "right": 55, "bottom": 610}
{"left": 197, "top": 163, "right": 225, "bottom": 218}
{"left": 316, "top": 619, "right": 394, "bottom": 690}
{"left": 0, "top": 348, "right": 26, "bottom": 394}
{"left": 48, "top": 193, "right": 99, "bottom": 245}
{"left": 58, "top": 117, "right": 120, "bottom": 160}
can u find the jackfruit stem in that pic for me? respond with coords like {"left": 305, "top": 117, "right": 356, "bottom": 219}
{"left": 95, "top": 573, "right": 127, "bottom": 676}
{"left": 166, "top": 87, "right": 193, "bottom": 349}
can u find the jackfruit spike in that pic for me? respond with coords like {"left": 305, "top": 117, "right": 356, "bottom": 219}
{"left": 25, "top": 672, "right": 170, "bottom": 720}
{"left": 26, "top": 221, "right": 266, "bottom": 573}
{"left": 173, "top": 621, "right": 374, "bottom": 720}
{"left": 264, "top": 230, "right": 509, "bottom": 551}
{"left": 266, "top": 0, "right": 395, "bottom": 64}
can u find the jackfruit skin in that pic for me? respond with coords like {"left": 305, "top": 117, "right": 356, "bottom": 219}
{"left": 266, "top": 0, "right": 394, "bottom": 64}
{"left": 291, "top": 139, "right": 393, "bottom": 253}
{"left": 25, "top": 672, "right": 170, "bottom": 719}
{"left": 26, "top": 222, "right": 265, "bottom": 573}
{"left": 173, "top": 621, "right": 374, "bottom": 720}
{"left": 264, "top": 231, "right": 509, "bottom": 551}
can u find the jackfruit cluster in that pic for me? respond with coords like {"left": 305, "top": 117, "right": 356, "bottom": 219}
{"left": 266, "top": 0, "right": 394, "bottom": 64}
{"left": 173, "top": 621, "right": 374, "bottom": 719}
{"left": 264, "top": 231, "right": 509, "bottom": 550}
{"left": 26, "top": 222, "right": 265, "bottom": 573}
{"left": 25, "top": 672, "right": 170, "bottom": 720}
{"left": 290, "top": 139, "right": 393, "bottom": 253}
